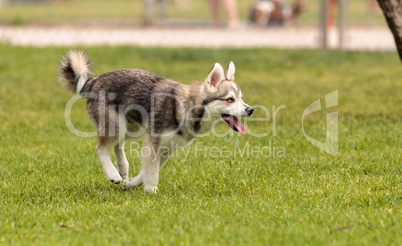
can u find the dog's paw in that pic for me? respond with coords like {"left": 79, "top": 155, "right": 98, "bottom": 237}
{"left": 144, "top": 185, "right": 158, "bottom": 193}
{"left": 122, "top": 179, "right": 131, "bottom": 190}
{"left": 107, "top": 173, "right": 122, "bottom": 184}
{"left": 110, "top": 177, "right": 122, "bottom": 184}
{"left": 117, "top": 162, "right": 129, "bottom": 179}
{"left": 119, "top": 171, "right": 128, "bottom": 180}
{"left": 122, "top": 176, "right": 143, "bottom": 190}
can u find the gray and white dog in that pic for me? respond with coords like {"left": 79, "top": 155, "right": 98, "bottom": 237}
{"left": 58, "top": 51, "right": 253, "bottom": 192}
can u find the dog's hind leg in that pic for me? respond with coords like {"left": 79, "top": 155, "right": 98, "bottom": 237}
{"left": 114, "top": 141, "right": 129, "bottom": 179}
{"left": 96, "top": 137, "right": 122, "bottom": 184}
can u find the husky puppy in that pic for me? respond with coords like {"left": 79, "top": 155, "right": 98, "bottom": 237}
{"left": 58, "top": 51, "right": 253, "bottom": 192}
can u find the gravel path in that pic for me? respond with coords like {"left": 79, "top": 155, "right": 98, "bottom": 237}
{"left": 0, "top": 25, "right": 396, "bottom": 51}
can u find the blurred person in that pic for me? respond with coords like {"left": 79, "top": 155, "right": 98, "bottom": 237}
{"left": 209, "top": 0, "right": 239, "bottom": 28}
{"left": 144, "top": 0, "right": 166, "bottom": 25}
{"left": 250, "top": 0, "right": 305, "bottom": 26}
{"left": 327, "top": 0, "right": 337, "bottom": 28}
{"left": 368, "top": 0, "right": 379, "bottom": 13}
{"left": 325, "top": 0, "right": 339, "bottom": 48}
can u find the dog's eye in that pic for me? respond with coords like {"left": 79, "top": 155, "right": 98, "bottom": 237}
{"left": 226, "top": 97, "right": 234, "bottom": 103}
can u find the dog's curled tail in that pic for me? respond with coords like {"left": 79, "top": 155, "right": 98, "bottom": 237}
{"left": 58, "top": 50, "right": 93, "bottom": 94}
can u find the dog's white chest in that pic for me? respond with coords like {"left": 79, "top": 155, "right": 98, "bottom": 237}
{"left": 160, "top": 132, "right": 194, "bottom": 150}
{"left": 171, "top": 133, "right": 194, "bottom": 149}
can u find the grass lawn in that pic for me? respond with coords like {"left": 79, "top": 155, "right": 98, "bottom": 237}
{"left": 0, "top": 0, "right": 386, "bottom": 26}
{"left": 0, "top": 45, "right": 401, "bottom": 245}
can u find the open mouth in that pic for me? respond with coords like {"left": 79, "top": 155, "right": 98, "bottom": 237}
{"left": 222, "top": 114, "right": 247, "bottom": 135}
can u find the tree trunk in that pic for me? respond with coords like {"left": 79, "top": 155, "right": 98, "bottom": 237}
{"left": 377, "top": 0, "right": 402, "bottom": 62}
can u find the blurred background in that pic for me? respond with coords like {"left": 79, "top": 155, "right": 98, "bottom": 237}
{"left": 0, "top": 3, "right": 401, "bottom": 244}
{"left": 0, "top": 0, "right": 395, "bottom": 51}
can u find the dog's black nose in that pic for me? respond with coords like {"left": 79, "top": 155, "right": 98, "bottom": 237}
{"left": 246, "top": 107, "right": 254, "bottom": 116}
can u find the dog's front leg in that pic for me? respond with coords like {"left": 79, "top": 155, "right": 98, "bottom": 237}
{"left": 141, "top": 137, "right": 161, "bottom": 193}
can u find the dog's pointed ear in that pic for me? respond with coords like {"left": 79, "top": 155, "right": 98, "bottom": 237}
{"left": 225, "top": 61, "right": 235, "bottom": 81}
{"left": 206, "top": 63, "right": 225, "bottom": 89}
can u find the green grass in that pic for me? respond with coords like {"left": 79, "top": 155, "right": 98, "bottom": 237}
{"left": 0, "top": 0, "right": 386, "bottom": 26}
{"left": 0, "top": 45, "right": 401, "bottom": 245}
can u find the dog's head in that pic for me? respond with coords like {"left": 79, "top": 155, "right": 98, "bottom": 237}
{"left": 202, "top": 62, "right": 253, "bottom": 135}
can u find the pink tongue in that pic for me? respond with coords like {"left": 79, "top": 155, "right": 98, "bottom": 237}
{"left": 230, "top": 116, "right": 247, "bottom": 135}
